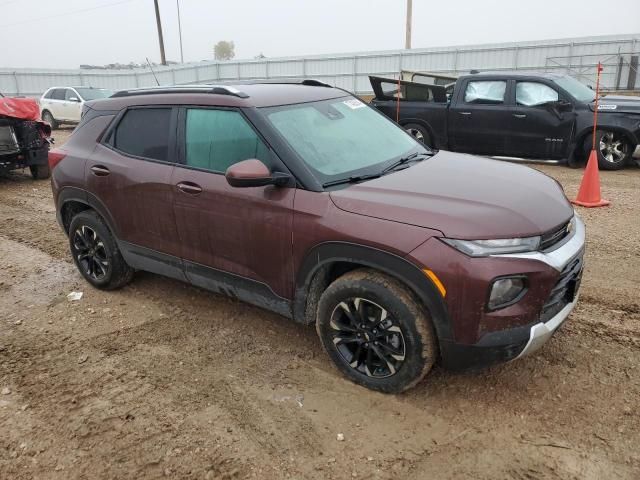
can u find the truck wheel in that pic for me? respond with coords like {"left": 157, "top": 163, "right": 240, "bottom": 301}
{"left": 69, "top": 211, "right": 134, "bottom": 290}
{"left": 596, "top": 130, "right": 631, "bottom": 170}
{"left": 29, "top": 164, "right": 50, "bottom": 180}
{"left": 42, "top": 111, "right": 58, "bottom": 130}
{"left": 316, "top": 269, "right": 438, "bottom": 393}
{"left": 404, "top": 123, "right": 431, "bottom": 147}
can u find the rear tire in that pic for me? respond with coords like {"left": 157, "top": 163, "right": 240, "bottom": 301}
{"left": 68, "top": 210, "right": 134, "bottom": 290}
{"left": 316, "top": 269, "right": 438, "bottom": 393}
{"left": 29, "top": 164, "right": 50, "bottom": 180}
{"left": 404, "top": 123, "right": 432, "bottom": 147}
{"left": 41, "top": 111, "right": 58, "bottom": 130}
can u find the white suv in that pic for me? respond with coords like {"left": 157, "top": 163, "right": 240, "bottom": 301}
{"left": 40, "top": 87, "right": 112, "bottom": 129}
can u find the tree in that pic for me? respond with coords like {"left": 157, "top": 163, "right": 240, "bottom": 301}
{"left": 214, "top": 41, "right": 235, "bottom": 61}
{"left": 254, "top": 53, "right": 266, "bottom": 60}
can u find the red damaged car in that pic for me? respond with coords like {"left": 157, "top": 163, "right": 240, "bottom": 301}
{"left": 0, "top": 95, "right": 51, "bottom": 179}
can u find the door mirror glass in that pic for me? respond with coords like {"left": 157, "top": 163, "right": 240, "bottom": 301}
{"left": 226, "top": 159, "right": 290, "bottom": 188}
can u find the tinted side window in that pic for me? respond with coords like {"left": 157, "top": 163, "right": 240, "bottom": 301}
{"left": 516, "top": 82, "right": 559, "bottom": 106}
{"left": 464, "top": 81, "right": 506, "bottom": 104}
{"left": 185, "top": 109, "right": 269, "bottom": 173}
{"left": 113, "top": 108, "right": 172, "bottom": 161}
{"left": 43, "top": 89, "right": 54, "bottom": 99}
{"left": 65, "top": 89, "right": 78, "bottom": 101}
{"left": 52, "top": 89, "right": 67, "bottom": 100}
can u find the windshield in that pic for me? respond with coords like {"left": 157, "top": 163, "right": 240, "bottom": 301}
{"left": 74, "top": 88, "right": 113, "bottom": 101}
{"left": 262, "top": 97, "right": 424, "bottom": 184}
{"left": 552, "top": 76, "right": 595, "bottom": 103}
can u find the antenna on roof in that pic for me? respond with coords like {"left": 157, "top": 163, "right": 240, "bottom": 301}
{"left": 146, "top": 57, "right": 160, "bottom": 86}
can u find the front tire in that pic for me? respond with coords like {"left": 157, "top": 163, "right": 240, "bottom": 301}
{"left": 596, "top": 130, "right": 631, "bottom": 170}
{"left": 68, "top": 211, "right": 134, "bottom": 290}
{"left": 316, "top": 269, "right": 438, "bottom": 393}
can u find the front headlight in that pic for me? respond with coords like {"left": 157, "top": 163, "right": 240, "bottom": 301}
{"left": 442, "top": 236, "right": 541, "bottom": 257}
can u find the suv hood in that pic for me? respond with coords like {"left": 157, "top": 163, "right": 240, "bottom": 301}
{"left": 591, "top": 95, "right": 640, "bottom": 115}
{"left": 329, "top": 151, "right": 574, "bottom": 239}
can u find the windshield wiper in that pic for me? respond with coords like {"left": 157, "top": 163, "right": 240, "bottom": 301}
{"left": 322, "top": 173, "right": 381, "bottom": 188}
{"left": 381, "top": 151, "right": 431, "bottom": 174}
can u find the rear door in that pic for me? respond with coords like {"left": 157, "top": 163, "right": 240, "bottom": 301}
{"left": 448, "top": 78, "right": 512, "bottom": 155}
{"left": 171, "top": 106, "right": 295, "bottom": 301}
{"left": 86, "top": 106, "right": 185, "bottom": 280}
{"left": 504, "top": 80, "right": 574, "bottom": 159}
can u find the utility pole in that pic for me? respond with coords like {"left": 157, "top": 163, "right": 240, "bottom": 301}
{"left": 405, "top": 0, "right": 412, "bottom": 50}
{"left": 176, "top": 0, "right": 184, "bottom": 63}
{"left": 153, "top": 0, "right": 167, "bottom": 65}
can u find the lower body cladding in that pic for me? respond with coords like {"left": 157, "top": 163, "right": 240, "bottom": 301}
{"left": 408, "top": 217, "right": 586, "bottom": 370}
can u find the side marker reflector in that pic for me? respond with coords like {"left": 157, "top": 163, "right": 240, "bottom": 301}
{"left": 423, "top": 268, "right": 446, "bottom": 297}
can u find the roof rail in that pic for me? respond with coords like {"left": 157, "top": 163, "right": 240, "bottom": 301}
{"left": 111, "top": 84, "right": 249, "bottom": 99}
{"left": 218, "top": 78, "right": 332, "bottom": 88}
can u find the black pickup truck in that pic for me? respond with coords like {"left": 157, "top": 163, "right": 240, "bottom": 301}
{"left": 370, "top": 72, "right": 640, "bottom": 170}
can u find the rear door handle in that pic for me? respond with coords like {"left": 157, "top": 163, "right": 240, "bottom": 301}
{"left": 459, "top": 111, "right": 472, "bottom": 116}
{"left": 513, "top": 113, "right": 527, "bottom": 118}
{"left": 90, "top": 165, "right": 110, "bottom": 176}
{"left": 177, "top": 182, "right": 202, "bottom": 195}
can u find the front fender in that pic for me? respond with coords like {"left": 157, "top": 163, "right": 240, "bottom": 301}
{"left": 293, "top": 241, "right": 453, "bottom": 345}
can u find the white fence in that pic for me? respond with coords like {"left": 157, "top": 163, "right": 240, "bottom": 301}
{"left": 1, "top": 34, "right": 638, "bottom": 98}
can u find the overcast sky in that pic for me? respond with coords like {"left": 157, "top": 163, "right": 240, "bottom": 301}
{"left": 0, "top": 0, "right": 638, "bottom": 69}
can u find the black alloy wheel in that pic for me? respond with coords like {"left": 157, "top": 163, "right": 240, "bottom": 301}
{"left": 71, "top": 225, "right": 110, "bottom": 281}
{"left": 329, "top": 297, "right": 406, "bottom": 378}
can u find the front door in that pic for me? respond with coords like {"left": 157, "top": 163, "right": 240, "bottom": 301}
{"left": 504, "top": 81, "right": 575, "bottom": 159}
{"left": 171, "top": 107, "right": 295, "bottom": 305}
{"left": 65, "top": 89, "right": 83, "bottom": 123}
{"left": 449, "top": 78, "right": 511, "bottom": 156}
{"left": 85, "top": 106, "right": 184, "bottom": 279}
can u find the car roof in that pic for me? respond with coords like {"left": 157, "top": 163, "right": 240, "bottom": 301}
{"left": 459, "top": 71, "right": 567, "bottom": 80}
{"left": 88, "top": 81, "right": 351, "bottom": 110}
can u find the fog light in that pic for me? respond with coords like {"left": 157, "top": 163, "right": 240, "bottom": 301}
{"left": 488, "top": 277, "right": 526, "bottom": 311}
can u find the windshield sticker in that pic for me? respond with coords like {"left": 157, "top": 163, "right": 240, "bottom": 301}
{"left": 598, "top": 104, "right": 617, "bottom": 110}
{"left": 343, "top": 99, "right": 366, "bottom": 110}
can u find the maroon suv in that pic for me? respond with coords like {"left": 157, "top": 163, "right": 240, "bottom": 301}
{"left": 50, "top": 81, "right": 585, "bottom": 393}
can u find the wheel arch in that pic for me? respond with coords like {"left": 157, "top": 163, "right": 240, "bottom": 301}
{"left": 57, "top": 187, "right": 120, "bottom": 237}
{"left": 575, "top": 125, "right": 638, "bottom": 156}
{"left": 293, "top": 242, "right": 453, "bottom": 346}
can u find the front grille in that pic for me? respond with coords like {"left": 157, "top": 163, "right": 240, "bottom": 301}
{"left": 540, "top": 221, "right": 571, "bottom": 251}
{"left": 540, "top": 254, "right": 583, "bottom": 322}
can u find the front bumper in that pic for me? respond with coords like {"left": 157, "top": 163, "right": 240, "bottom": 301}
{"left": 514, "top": 294, "right": 578, "bottom": 359}
{"left": 439, "top": 217, "right": 586, "bottom": 371}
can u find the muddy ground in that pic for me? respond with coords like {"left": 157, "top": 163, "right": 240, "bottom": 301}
{"left": 1, "top": 127, "right": 639, "bottom": 479}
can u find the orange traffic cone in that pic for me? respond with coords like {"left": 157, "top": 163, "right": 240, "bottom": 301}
{"left": 571, "top": 150, "right": 610, "bottom": 208}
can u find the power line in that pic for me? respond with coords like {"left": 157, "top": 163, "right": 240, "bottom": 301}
{"left": 0, "top": 0, "right": 140, "bottom": 29}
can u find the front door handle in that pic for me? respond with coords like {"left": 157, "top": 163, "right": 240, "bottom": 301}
{"left": 90, "top": 165, "right": 110, "bottom": 176}
{"left": 513, "top": 113, "right": 527, "bottom": 118}
{"left": 459, "top": 111, "right": 472, "bottom": 116}
{"left": 177, "top": 182, "right": 202, "bottom": 195}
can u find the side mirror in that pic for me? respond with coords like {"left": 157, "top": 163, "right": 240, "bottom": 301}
{"left": 557, "top": 100, "right": 573, "bottom": 112}
{"left": 69, "top": 96, "right": 80, "bottom": 102}
{"left": 225, "top": 159, "right": 291, "bottom": 188}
